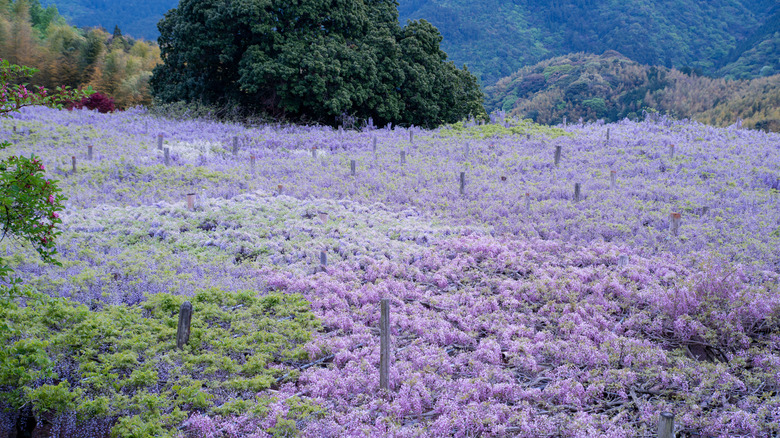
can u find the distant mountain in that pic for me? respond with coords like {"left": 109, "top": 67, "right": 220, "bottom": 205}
{"left": 38, "top": 0, "right": 177, "bottom": 40}
{"left": 398, "top": 0, "right": 776, "bottom": 83}
{"left": 39, "top": 0, "right": 778, "bottom": 85}
{"left": 483, "top": 51, "right": 780, "bottom": 131}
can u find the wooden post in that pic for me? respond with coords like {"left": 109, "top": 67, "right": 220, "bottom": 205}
{"left": 574, "top": 182, "right": 581, "bottom": 202}
{"left": 400, "top": 151, "right": 406, "bottom": 165}
{"left": 87, "top": 145, "right": 93, "bottom": 161}
{"left": 350, "top": 159, "right": 356, "bottom": 176}
{"left": 464, "top": 142, "right": 470, "bottom": 159}
{"left": 562, "top": 116, "right": 567, "bottom": 127}
{"left": 186, "top": 193, "right": 195, "bottom": 211}
{"left": 669, "top": 144, "right": 675, "bottom": 159}
{"left": 232, "top": 136, "right": 239, "bottom": 155}
{"left": 554, "top": 145, "right": 562, "bottom": 167}
{"left": 459, "top": 171, "right": 466, "bottom": 195}
{"left": 606, "top": 128, "right": 610, "bottom": 144}
{"left": 164, "top": 147, "right": 170, "bottom": 165}
{"left": 618, "top": 255, "right": 629, "bottom": 267}
{"left": 380, "top": 298, "right": 390, "bottom": 391}
{"left": 157, "top": 134, "right": 163, "bottom": 150}
{"left": 320, "top": 250, "right": 327, "bottom": 267}
{"left": 277, "top": 184, "right": 283, "bottom": 195}
{"left": 657, "top": 412, "right": 674, "bottom": 438}
{"left": 372, "top": 137, "right": 377, "bottom": 162}
{"left": 409, "top": 129, "right": 414, "bottom": 143}
{"left": 250, "top": 155, "right": 256, "bottom": 175}
{"left": 176, "top": 301, "right": 193, "bottom": 349}
{"left": 670, "top": 212, "right": 681, "bottom": 236}
{"left": 311, "top": 147, "right": 317, "bottom": 159}
{"left": 71, "top": 156, "right": 76, "bottom": 174}
{"left": 525, "top": 193, "right": 531, "bottom": 211}
{"left": 318, "top": 211, "right": 328, "bottom": 224}
{"left": 12, "top": 125, "right": 16, "bottom": 133}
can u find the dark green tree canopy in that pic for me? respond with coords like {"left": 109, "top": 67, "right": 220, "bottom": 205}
{"left": 150, "top": 0, "right": 485, "bottom": 127}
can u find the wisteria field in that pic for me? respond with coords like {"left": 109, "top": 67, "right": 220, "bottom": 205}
{"left": 1, "top": 107, "right": 779, "bottom": 437}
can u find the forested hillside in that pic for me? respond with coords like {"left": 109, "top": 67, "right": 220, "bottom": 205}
{"left": 0, "top": 0, "right": 161, "bottom": 108}
{"left": 39, "top": 0, "right": 779, "bottom": 85}
{"left": 484, "top": 52, "right": 780, "bottom": 131}
{"left": 400, "top": 0, "right": 777, "bottom": 83}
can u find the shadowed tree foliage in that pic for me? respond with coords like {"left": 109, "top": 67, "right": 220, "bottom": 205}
{"left": 150, "top": 0, "right": 485, "bottom": 127}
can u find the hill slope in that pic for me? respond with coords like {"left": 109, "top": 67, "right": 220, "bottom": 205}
{"left": 40, "top": 0, "right": 777, "bottom": 84}
{"left": 484, "top": 51, "right": 780, "bottom": 130}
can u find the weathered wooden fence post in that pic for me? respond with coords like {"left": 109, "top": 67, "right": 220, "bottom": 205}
{"left": 250, "top": 155, "right": 256, "bottom": 175}
{"left": 670, "top": 212, "right": 681, "bottom": 236}
{"left": 605, "top": 128, "right": 610, "bottom": 145}
{"left": 554, "top": 146, "right": 562, "bottom": 167}
{"left": 311, "top": 147, "right": 317, "bottom": 159}
{"left": 669, "top": 144, "right": 675, "bottom": 159}
{"left": 186, "top": 193, "right": 196, "bottom": 211}
{"left": 618, "top": 255, "right": 629, "bottom": 267}
{"left": 400, "top": 150, "right": 406, "bottom": 165}
{"left": 525, "top": 193, "right": 531, "bottom": 211}
{"left": 409, "top": 129, "right": 414, "bottom": 144}
{"left": 87, "top": 145, "right": 93, "bottom": 161}
{"left": 71, "top": 156, "right": 76, "bottom": 174}
{"left": 232, "top": 136, "right": 239, "bottom": 155}
{"left": 574, "top": 182, "right": 581, "bottom": 202}
{"left": 318, "top": 211, "right": 328, "bottom": 224}
{"left": 459, "top": 171, "right": 466, "bottom": 195}
{"left": 157, "top": 134, "right": 163, "bottom": 150}
{"left": 164, "top": 147, "right": 170, "bottom": 166}
{"left": 320, "top": 250, "right": 327, "bottom": 268}
{"left": 277, "top": 184, "right": 283, "bottom": 195}
{"left": 657, "top": 412, "right": 674, "bottom": 438}
{"left": 176, "top": 301, "right": 193, "bottom": 349}
{"left": 350, "top": 159, "right": 356, "bottom": 176}
{"left": 610, "top": 170, "right": 617, "bottom": 189}
{"left": 372, "top": 137, "right": 377, "bottom": 162}
{"left": 562, "top": 116, "right": 567, "bottom": 127}
{"left": 380, "top": 298, "right": 390, "bottom": 391}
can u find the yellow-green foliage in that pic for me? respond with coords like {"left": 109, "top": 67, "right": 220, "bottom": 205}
{"left": 0, "top": 289, "right": 321, "bottom": 437}
{"left": 440, "top": 118, "right": 572, "bottom": 139}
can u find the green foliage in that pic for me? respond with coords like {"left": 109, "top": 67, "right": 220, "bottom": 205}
{"left": 440, "top": 117, "right": 571, "bottom": 139}
{"left": 399, "top": 0, "right": 776, "bottom": 83}
{"left": 0, "top": 3, "right": 160, "bottom": 108}
{"left": 0, "top": 288, "right": 321, "bottom": 437}
{"left": 484, "top": 52, "right": 780, "bottom": 131}
{"left": 150, "top": 0, "right": 485, "bottom": 127}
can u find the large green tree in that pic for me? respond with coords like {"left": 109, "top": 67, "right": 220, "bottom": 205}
{"left": 150, "top": 0, "right": 485, "bottom": 127}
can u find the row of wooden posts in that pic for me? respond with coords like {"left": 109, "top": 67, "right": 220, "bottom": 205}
{"left": 173, "top": 298, "right": 677, "bottom": 437}
{"left": 71, "top": 136, "right": 686, "bottom": 236}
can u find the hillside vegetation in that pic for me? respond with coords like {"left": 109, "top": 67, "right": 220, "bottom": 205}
{"left": 0, "top": 0, "right": 160, "bottom": 108}
{"left": 39, "top": 0, "right": 779, "bottom": 85}
{"left": 485, "top": 52, "right": 780, "bottom": 131}
{"left": 398, "top": 0, "right": 777, "bottom": 83}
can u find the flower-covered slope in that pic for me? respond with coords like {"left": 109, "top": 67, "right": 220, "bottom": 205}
{"left": 1, "top": 108, "right": 779, "bottom": 436}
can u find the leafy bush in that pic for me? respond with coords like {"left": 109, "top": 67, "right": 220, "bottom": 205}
{"left": 0, "top": 289, "right": 321, "bottom": 437}
{"left": 68, "top": 92, "right": 117, "bottom": 113}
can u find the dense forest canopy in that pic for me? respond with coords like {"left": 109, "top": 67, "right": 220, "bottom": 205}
{"left": 40, "top": 0, "right": 779, "bottom": 85}
{"left": 0, "top": 0, "right": 161, "bottom": 108}
{"left": 484, "top": 52, "right": 780, "bottom": 131}
{"left": 150, "top": 0, "right": 485, "bottom": 127}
